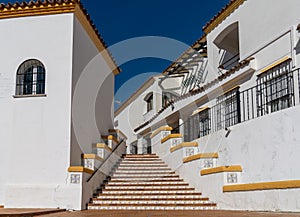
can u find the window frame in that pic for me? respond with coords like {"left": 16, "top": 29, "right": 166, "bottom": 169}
{"left": 15, "top": 59, "right": 46, "bottom": 98}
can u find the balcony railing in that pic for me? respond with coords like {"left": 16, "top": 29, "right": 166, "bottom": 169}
{"left": 180, "top": 68, "right": 299, "bottom": 142}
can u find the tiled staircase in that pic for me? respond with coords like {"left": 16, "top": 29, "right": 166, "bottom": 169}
{"left": 88, "top": 154, "right": 216, "bottom": 210}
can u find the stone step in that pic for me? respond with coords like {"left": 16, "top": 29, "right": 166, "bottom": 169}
{"left": 101, "top": 190, "right": 197, "bottom": 195}
{"left": 112, "top": 174, "right": 179, "bottom": 178}
{"left": 110, "top": 177, "right": 183, "bottom": 182}
{"left": 96, "top": 195, "right": 208, "bottom": 200}
{"left": 122, "top": 159, "right": 163, "bottom": 162}
{"left": 88, "top": 205, "right": 216, "bottom": 210}
{"left": 120, "top": 161, "right": 165, "bottom": 164}
{"left": 117, "top": 166, "right": 169, "bottom": 170}
{"left": 91, "top": 200, "right": 213, "bottom": 205}
{"left": 124, "top": 155, "right": 159, "bottom": 158}
{"left": 107, "top": 181, "right": 188, "bottom": 186}
{"left": 104, "top": 185, "right": 193, "bottom": 190}
{"left": 118, "top": 164, "right": 168, "bottom": 167}
{"left": 114, "top": 170, "right": 175, "bottom": 174}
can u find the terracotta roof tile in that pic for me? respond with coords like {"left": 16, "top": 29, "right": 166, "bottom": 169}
{"left": 0, "top": 0, "right": 120, "bottom": 73}
{"left": 202, "top": 0, "right": 246, "bottom": 34}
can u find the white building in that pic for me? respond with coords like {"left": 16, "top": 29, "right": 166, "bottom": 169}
{"left": 0, "top": 0, "right": 127, "bottom": 210}
{"left": 115, "top": 0, "right": 300, "bottom": 212}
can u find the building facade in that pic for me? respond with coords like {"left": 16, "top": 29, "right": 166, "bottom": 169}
{"left": 0, "top": 0, "right": 125, "bottom": 210}
{"left": 115, "top": 0, "right": 300, "bottom": 212}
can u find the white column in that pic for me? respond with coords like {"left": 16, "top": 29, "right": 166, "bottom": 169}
{"left": 179, "top": 118, "right": 184, "bottom": 136}
{"left": 137, "top": 138, "right": 144, "bottom": 154}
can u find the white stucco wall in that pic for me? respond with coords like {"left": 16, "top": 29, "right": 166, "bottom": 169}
{"left": 115, "top": 78, "right": 162, "bottom": 145}
{"left": 207, "top": 0, "right": 300, "bottom": 76}
{"left": 0, "top": 14, "right": 74, "bottom": 207}
{"left": 153, "top": 105, "right": 300, "bottom": 212}
{"left": 71, "top": 16, "right": 115, "bottom": 166}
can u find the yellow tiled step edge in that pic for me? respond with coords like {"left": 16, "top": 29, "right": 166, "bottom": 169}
{"left": 82, "top": 154, "right": 104, "bottom": 161}
{"left": 150, "top": 126, "right": 173, "bottom": 138}
{"left": 201, "top": 165, "right": 242, "bottom": 176}
{"left": 170, "top": 142, "right": 198, "bottom": 153}
{"left": 95, "top": 143, "right": 112, "bottom": 152}
{"left": 101, "top": 135, "right": 119, "bottom": 143}
{"left": 68, "top": 166, "right": 94, "bottom": 175}
{"left": 183, "top": 153, "right": 219, "bottom": 163}
{"left": 161, "top": 134, "right": 183, "bottom": 144}
{"left": 223, "top": 180, "right": 300, "bottom": 192}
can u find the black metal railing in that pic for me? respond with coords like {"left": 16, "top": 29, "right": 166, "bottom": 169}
{"left": 87, "top": 139, "right": 125, "bottom": 183}
{"left": 176, "top": 67, "right": 300, "bottom": 142}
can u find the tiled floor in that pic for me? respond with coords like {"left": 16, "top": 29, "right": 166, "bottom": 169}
{"left": 42, "top": 210, "right": 300, "bottom": 217}
{"left": 0, "top": 208, "right": 65, "bottom": 216}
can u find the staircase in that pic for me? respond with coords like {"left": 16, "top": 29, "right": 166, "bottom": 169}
{"left": 88, "top": 154, "right": 216, "bottom": 210}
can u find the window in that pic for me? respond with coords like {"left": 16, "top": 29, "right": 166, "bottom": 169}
{"left": 214, "top": 22, "right": 240, "bottom": 70}
{"left": 162, "top": 92, "right": 178, "bottom": 108}
{"left": 199, "top": 108, "right": 210, "bottom": 137}
{"left": 216, "top": 87, "right": 241, "bottom": 130}
{"left": 144, "top": 92, "right": 153, "bottom": 113}
{"left": 257, "top": 60, "right": 294, "bottom": 116}
{"left": 16, "top": 59, "right": 46, "bottom": 96}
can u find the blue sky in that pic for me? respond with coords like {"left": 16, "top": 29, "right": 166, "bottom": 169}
{"left": 2, "top": 0, "right": 229, "bottom": 109}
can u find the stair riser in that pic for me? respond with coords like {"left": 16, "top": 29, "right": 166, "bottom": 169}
{"left": 88, "top": 206, "right": 216, "bottom": 210}
{"left": 92, "top": 201, "right": 215, "bottom": 205}
{"left": 104, "top": 186, "right": 193, "bottom": 190}
{"left": 95, "top": 197, "right": 209, "bottom": 200}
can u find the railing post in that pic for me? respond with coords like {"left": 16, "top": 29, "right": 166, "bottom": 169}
{"left": 293, "top": 68, "right": 300, "bottom": 106}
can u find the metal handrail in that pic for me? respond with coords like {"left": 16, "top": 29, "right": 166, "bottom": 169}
{"left": 87, "top": 139, "right": 125, "bottom": 182}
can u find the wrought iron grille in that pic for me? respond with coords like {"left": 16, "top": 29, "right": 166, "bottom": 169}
{"left": 256, "top": 60, "right": 294, "bottom": 117}
{"left": 215, "top": 87, "right": 241, "bottom": 130}
{"left": 199, "top": 108, "right": 210, "bottom": 137}
{"left": 16, "top": 59, "right": 46, "bottom": 96}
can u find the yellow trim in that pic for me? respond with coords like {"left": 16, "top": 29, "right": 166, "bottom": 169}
{"left": 150, "top": 126, "right": 173, "bottom": 138}
{"left": 257, "top": 56, "right": 291, "bottom": 76}
{"left": 203, "top": 0, "right": 245, "bottom": 34}
{"left": 223, "top": 180, "right": 300, "bottom": 192}
{"left": 183, "top": 153, "right": 219, "bottom": 163}
{"left": 170, "top": 142, "right": 198, "bottom": 153}
{"left": 74, "top": 5, "right": 119, "bottom": 75}
{"left": 101, "top": 135, "right": 120, "bottom": 144}
{"left": 161, "top": 134, "right": 183, "bottom": 144}
{"left": 223, "top": 85, "right": 240, "bottom": 95}
{"left": 0, "top": 1, "right": 120, "bottom": 75}
{"left": 192, "top": 106, "right": 210, "bottom": 116}
{"left": 108, "top": 129, "right": 128, "bottom": 139}
{"left": 201, "top": 165, "right": 242, "bottom": 176}
{"left": 82, "top": 154, "right": 103, "bottom": 161}
{"left": 68, "top": 166, "right": 94, "bottom": 174}
{"left": 95, "top": 143, "right": 112, "bottom": 152}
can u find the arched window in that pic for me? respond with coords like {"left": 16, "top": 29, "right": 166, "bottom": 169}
{"left": 144, "top": 92, "right": 153, "bottom": 113}
{"left": 16, "top": 59, "right": 46, "bottom": 96}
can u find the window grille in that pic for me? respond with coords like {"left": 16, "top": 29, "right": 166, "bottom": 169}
{"left": 256, "top": 60, "right": 294, "bottom": 117}
{"left": 16, "top": 59, "right": 46, "bottom": 96}
{"left": 216, "top": 87, "right": 241, "bottom": 130}
{"left": 199, "top": 108, "right": 210, "bottom": 137}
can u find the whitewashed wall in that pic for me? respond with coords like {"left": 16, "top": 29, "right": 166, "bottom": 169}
{"left": 71, "top": 16, "right": 115, "bottom": 166}
{"left": 115, "top": 78, "right": 162, "bottom": 145}
{"left": 0, "top": 14, "right": 74, "bottom": 207}
{"left": 207, "top": 0, "right": 300, "bottom": 76}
